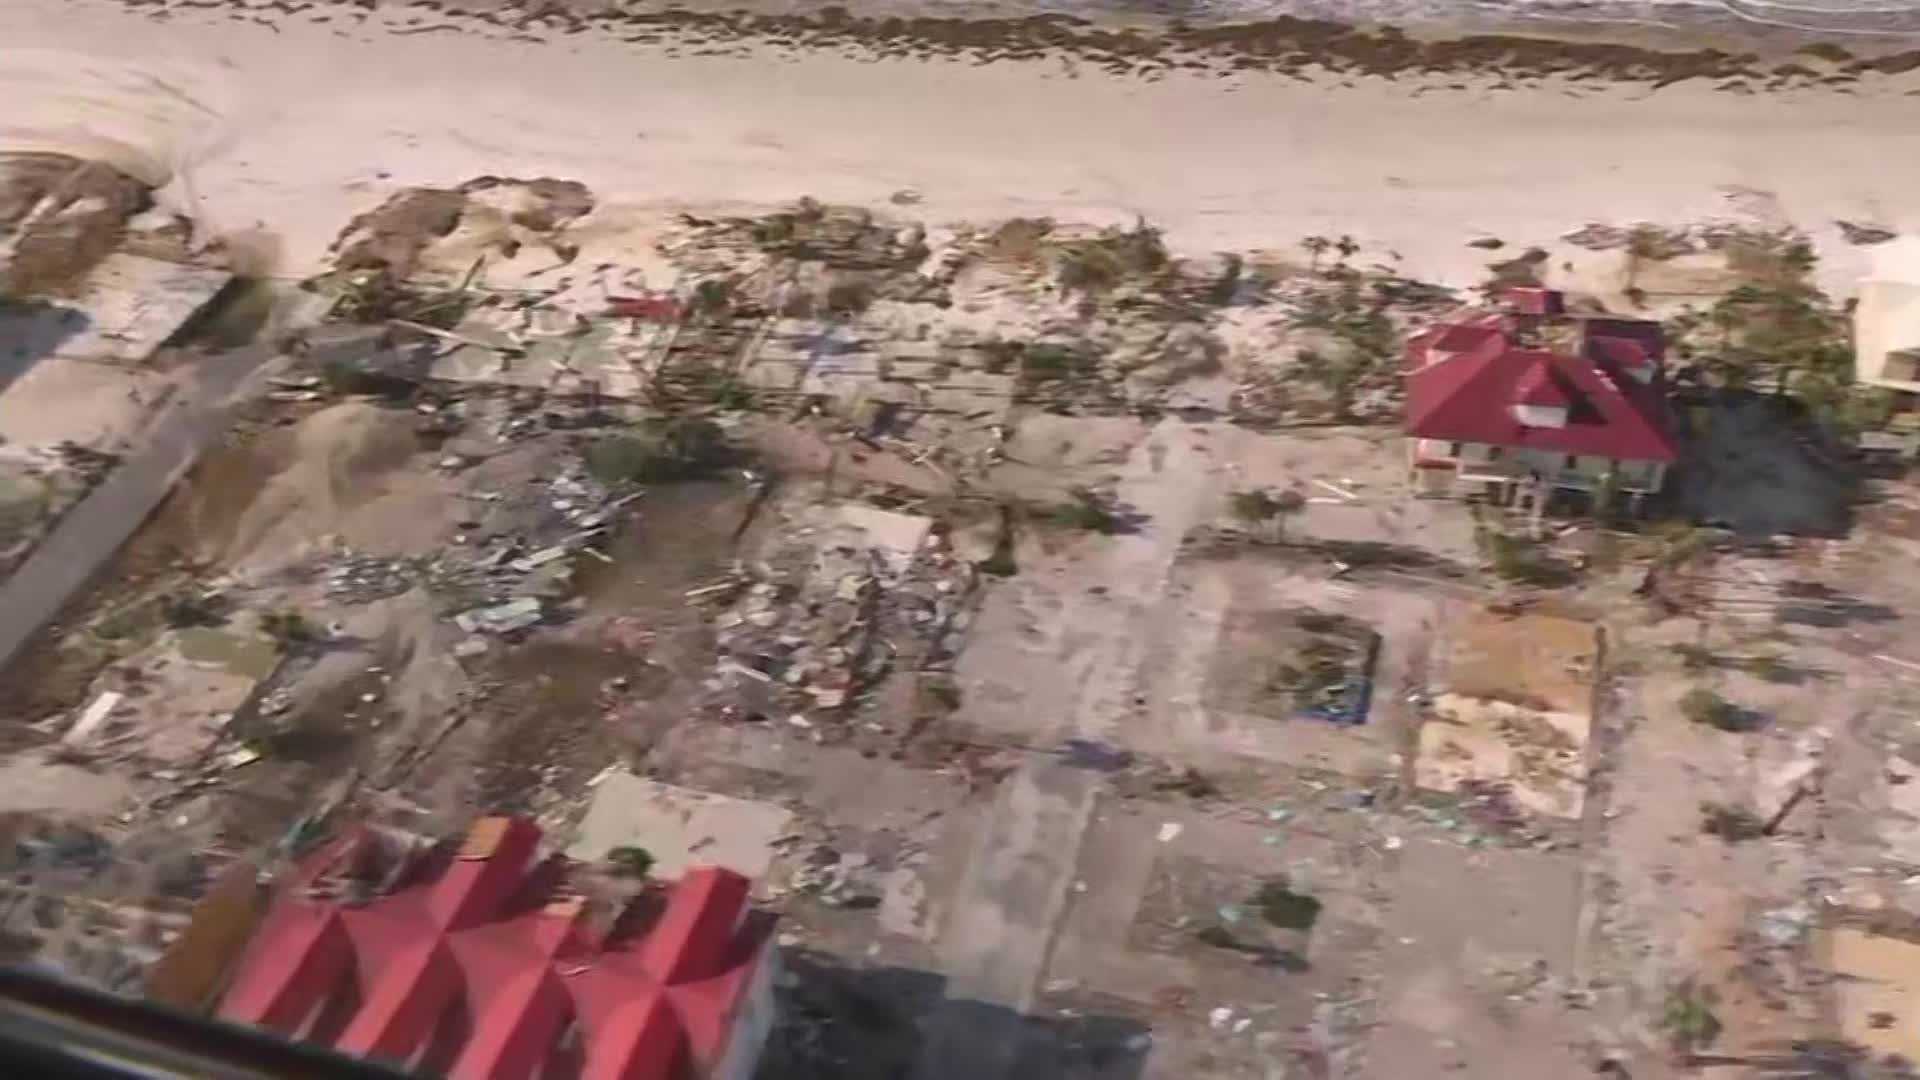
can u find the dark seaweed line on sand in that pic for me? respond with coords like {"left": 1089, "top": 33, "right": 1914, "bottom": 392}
{"left": 111, "top": 0, "right": 1920, "bottom": 89}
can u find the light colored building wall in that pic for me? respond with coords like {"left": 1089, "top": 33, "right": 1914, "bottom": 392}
{"left": 711, "top": 936, "right": 780, "bottom": 1080}
{"left": 1411, "top": 439, "right": 1665, "bottom": 494}
{"left": 1855, "top": 277, "right": 1920, "bottom": 395}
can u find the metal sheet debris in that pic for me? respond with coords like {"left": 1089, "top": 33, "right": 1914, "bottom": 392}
{"left": 0, "top": 253, "right": 232, "bottom": 364}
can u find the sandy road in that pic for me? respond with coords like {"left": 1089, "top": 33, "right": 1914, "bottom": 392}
{"left": 4, "top": 0, "right": 1920, "bottom": 295}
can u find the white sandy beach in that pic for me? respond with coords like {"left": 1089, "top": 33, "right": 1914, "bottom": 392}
{"left": 3, "top": 0, "right": 1919, "bottom": 293}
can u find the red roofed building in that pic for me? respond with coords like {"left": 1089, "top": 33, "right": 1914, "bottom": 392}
{"left": 211, "top": 817, "right": 779, "bottom": 1080}
{"left": 1405, "top": 290, "right": 1679, "bottom": 508}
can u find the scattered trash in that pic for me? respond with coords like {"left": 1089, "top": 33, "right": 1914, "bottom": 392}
{"left": 324, "top": 550, "right": 417, "bottom": 604}
{"left": 1208, "top": 1006, "right": 1234, "bottom": 1031}
{"left": 789, "top": 843, "right": 883, "bottom": 908}
{"left": 1157, "top": 822, "right": 1184, "bottom": 844}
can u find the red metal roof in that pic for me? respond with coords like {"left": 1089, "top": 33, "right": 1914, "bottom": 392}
{"left": 216, "top": 818, "right": 774, "bottom": 1079}
{"left": 1511, "top": 361, "right": 1571, "bottom": 407}
{"left": 1405, "top": 312, "right": 1679, "bottom": 462}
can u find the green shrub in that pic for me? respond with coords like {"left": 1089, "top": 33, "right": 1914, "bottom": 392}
{"left": 261, "top": 610, "right": 318, "bottom": 649}
{"left": 1252, "top": 878, "right": 1323, "bottom": 932}
{"left": 1660, "top": 980, "right": 1723, "bottom": 1051}
{"left": 1699, "top": 802, "right": 1766, "bottom": 842}
{"left": 584, "top": 419, "right": 731, "bottom": 484}
{"left": 606, "top": 846, "right": 655, "bottom": 879}
{"left": 1679, "top": 688, "right": 1756, "bottom": 732}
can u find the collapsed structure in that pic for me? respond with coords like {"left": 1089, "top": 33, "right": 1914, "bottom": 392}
{"left": 1403, "top": 287, "right": 1679, "bottom": 509}
{"left": 209, "top": 817, "right": 778, "bottom": 1080}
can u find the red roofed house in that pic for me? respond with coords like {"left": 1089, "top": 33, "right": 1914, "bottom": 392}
{"left": 1404, "top": 290, "right": 1679, "bottom": 510}
{"left": 210, "top": 817, "right": 779, "bottom": 1080}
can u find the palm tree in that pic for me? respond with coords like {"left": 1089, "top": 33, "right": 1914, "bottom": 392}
{"left": 1301, "top": 236, "right": 1331, "bottom": 273}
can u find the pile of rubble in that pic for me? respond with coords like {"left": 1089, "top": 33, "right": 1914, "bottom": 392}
{"left": 672, "top": 199, "right": 929, "bottom": 275}
{"left": 696, "top": 504, "right": 976, "bottom": 740}
{"left": 322, "top": 550, "right": 418, "bottom": 605}
{"left": 432, "top": 466, "right": 638, "bottom": 637}
{"left": 300, "top": 460, "right": 638, "bottom": 642}
{"left": 1559, "top": 220, "right": 1814, "bottom": 259}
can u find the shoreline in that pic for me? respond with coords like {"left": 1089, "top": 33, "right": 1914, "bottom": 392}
{"left": 4, "top": 0, "right": 1918, "bottom": 296}
{"left": 78, "top": 0, "right": 1920, "bottom": 87}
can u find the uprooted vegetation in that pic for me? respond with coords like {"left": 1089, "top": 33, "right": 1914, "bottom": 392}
{"left": 1051, "top": 219, "right": 1174, "bottom": 297}
{"left": 311, "top": 176, "right": 596, "bottom": 323}
{"left": 1699, "top": 801, "right": 1768, "bottom": 842}
{"left": 1228, "top": 487, "right": 1307, "bottom": 542}
{"left": 582, "top": 418, "right": 735, "bottom": 485}
{"left": 1474, "top": 524, "right": 1581, "bottom": 588}
{"left": 1237, "top": 250, "right": 1452, "bottom": 425}
{"left": 1679, "top": 687, "right": 1762, "bottom": 733}
{"left": 649, "top": 199, "right": 1464, "bottom": 434}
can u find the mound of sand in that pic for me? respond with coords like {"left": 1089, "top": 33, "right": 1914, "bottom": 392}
{"left": 221, "top": 401, "right": 421, "bottom": 567}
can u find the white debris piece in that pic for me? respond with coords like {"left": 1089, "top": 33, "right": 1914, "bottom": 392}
{"left": 1157, "top": 822, "right": 1183, "bottom": 844}
{"left": 509, "top": 546, "right": 571, "bottom": 573}
{"left": 63, "top": 691, "right": 125, "bottom": 746}
{"left": 836, "top": 504, "right": 933, "bottom": 573}
{"left": 453, "top": 597, "right": 544, "bottom": 634}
